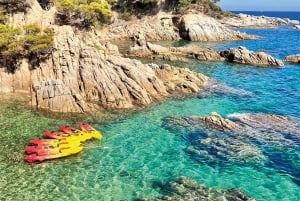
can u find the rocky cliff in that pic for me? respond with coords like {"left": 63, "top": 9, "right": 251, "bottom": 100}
{"left": 100, "top": 13, "right": 257, "bottom": 41}
{"left": 0, "top": 1, "right": 263, "bottom": 113}
{"left": 1, "top": 24, "right": 213, "bottom": 113}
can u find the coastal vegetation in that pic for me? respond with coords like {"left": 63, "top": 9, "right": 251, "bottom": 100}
{"left": 55, "top": 0, "right": 114, "bottom": 27}
{"left": 0, "top": 23, "right": 54, "bottom": 72}
{"left": 0, "top": 2, "right": 54, "bottom": 71}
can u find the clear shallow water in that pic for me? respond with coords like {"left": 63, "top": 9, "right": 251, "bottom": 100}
{"left": 0, "top": 26, "right": 300, "bottom": 201}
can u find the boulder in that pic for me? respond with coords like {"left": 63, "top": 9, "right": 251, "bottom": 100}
{"left": 293, "top": 25, "right": 300, "bottom": 30}
{"left": 285, "top": 54, "right": 300, "bottom": 64}
{"left": 220, "top": 46, "right": 284, "bottom": 67}
{"left": 178, "top": 14, "right": 257, "bottom": 41}
{"left": 152, "top": 64, "right": 208, "bottom": 93}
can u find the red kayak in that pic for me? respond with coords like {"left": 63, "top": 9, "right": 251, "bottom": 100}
{"left": 44, "top": 130, "right": 83, "bottom": 140}
{"left": 78, "top": 122, "right": 102, "bottom": 140}
{"left": 25, "top": 145, "right": 60, "bottom": 155}
{"left": 60, "top": 125, "right": 94, "bottom": 141}
{"left": 25, "top": 141, "right": 81, "bottom": 154}
{"left": 44, "top": 130, "right": 70, "bottom": 139}
{"left": 29, "top": 139, "right": 67, "bottom": 146}
{"left": 79, "top": 122, "right": 94, "bottom": 132}
{"left": 25, "top": 146, "right": 83, "bottom": 163}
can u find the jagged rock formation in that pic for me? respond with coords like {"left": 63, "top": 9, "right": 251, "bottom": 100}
{"left": 285, "top": 54, "right": 300, "bottom": 64}
{"left": 142, "top": 176, "right": 256, "bottom": 201}
{"left": 1, "top": 24, "right": 213, "bottom": 113}
{"left": 220, "top": 46, "right": 284, "bottom": 67}
{"left": 178, "top": 14, "right": 257, "bottom": 41}
{"left": 127, "top": 41, "right": 283, "bottom": 67}
{"left": 100, "top": 13, "right": 257, "bottom": 42}
{"left": 219, "top": 13, "right": 299, "bottom": 28}
{"left": 196, "top": 112, "right": 240, "bottom": 131}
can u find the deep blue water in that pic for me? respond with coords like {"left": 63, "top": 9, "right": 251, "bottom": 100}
{"left": 0, "top": 25, "right": 300, "bottom": 201}
{"left": 232, "top": 11, "right": 300, "bottom": 21}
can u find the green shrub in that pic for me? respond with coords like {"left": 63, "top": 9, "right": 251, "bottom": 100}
{"left": 56, "top": 0, "right": 114, "bottom": 27}
{"left": 0, "top": 23, "right": 54, "bottom": 72}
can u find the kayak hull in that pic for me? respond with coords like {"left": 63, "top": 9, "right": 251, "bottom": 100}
{"left": 25, "top": 146, "right": 83, "bottom": 163}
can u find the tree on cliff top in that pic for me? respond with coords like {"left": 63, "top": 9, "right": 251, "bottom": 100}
{"left": 0, "top": 23, "right": 54, "bottom": 72}
{"left": 55, "top": 0, "right": 113, "bottom": 28}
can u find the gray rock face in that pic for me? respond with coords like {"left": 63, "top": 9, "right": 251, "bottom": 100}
{"left": 220, "top": 14, "right": 299, "bottom": 28}
{"left": 1, "top": 25, "right": 211, "bottom": 113}
{"left": 101, "top": 13, "right": 257, "bottom": 42}
{"left": 143, "top": 176, "right": 256, "bottom": 201}
{"left": 285, "top": 54, "right": 300, "bottom": 64}
{"left": 100, "top": 14, "right": 181, "bottom": 41}
{"left": 220, "top": 46, "right": 284, "bottom": 67}
{"left": 32, "top": 79, "right": 88, "bottom": 113}
{"left": 178, "top": 14, "right": 257, "bottom": 41}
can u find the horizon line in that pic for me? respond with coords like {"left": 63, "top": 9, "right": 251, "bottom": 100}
{"left": 229, "top": 10, "right": 300, "bottom": 12}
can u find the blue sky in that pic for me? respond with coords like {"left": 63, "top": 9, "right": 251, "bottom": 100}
{"left": 217, "top": 0, "right": 300, "bottom": 11}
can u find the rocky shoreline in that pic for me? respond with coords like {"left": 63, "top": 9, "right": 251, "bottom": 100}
{"left": 127, "top": 39, "right": 284, "bottom": 67}
{"left": 0, "top": 0, "right": 297, "bottom": 114}
{"left": 100, "top": 13, "right": 257, "bottom": 41}
{"left": 219, "top": 13, "right": 299, "bottom": 28}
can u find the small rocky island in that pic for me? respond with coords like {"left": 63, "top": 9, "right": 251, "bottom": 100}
{"left": 285, "top": 54, "right": 300, "bottom": 64}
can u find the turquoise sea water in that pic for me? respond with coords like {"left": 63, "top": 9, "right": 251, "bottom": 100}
{"left": 0, "top": 25, "right": 300, "bottom": 200}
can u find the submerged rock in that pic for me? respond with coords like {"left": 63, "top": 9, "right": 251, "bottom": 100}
{"left": 285, "top": 54, "right": 300, "bottom": 64}
{"left": 228, "top": 113, "right": 300, "bottom": 141}
{"left": 163, "top": 112, "right": 300, "bottom": 183}
{"left": 220, "top": 46, "right": 284, "bottom": 67}
{"left": 142, "top": 176, "right": 256, "bottom": 201}
{"left": 163, "top": 112, "right": 300, "bottom": 165}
